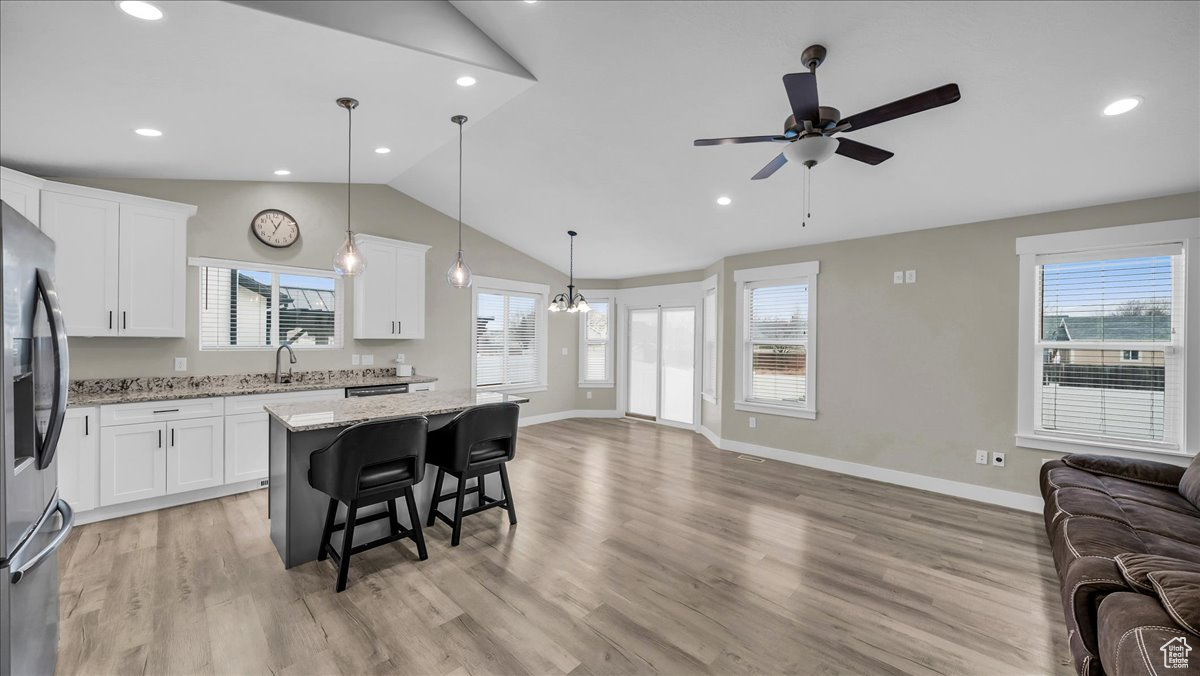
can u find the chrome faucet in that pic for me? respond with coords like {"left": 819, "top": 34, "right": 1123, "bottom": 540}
{"left": 275, "top": 341, "right": 297, "bottom": 384}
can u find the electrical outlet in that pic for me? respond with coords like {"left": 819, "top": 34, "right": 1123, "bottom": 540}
{"left": 174, "top": 357, "right": 187, "bottom": 372}
{"left": 586, "top": 391, "right": 592, "bottom": 400}
{"left": 561, "top": 347, "right": 569, "bottom": 356}
{"left": 905, "top": 269, "right": 917, "bottom": 284}
{"left": 351, "top": 354, "right": 360, "bottom": 366}
{"left": 992, "top": 452, "right": 1006, "bottom": 468}
{"left": 893, "top": 271, "right": 904, "bottom": 285}
{"left": 396, "top": 353, "right": 405, "bottom": 363}
{"left": 362, "top": 354, "right": 375, "bottom": 366}
{"left": 749, "top": 416, "right": 757, "bottom": 429}
{"left": 975, "top": 450, "right": 988, "bottom": 465}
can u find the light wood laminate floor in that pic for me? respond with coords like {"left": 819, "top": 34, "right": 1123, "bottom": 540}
{"left": 57, "top": 418, "right": 1071, "bottom": 675}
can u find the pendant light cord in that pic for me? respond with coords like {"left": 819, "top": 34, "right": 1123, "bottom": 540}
{"left": 346, "top": 103, "right": 352, "bottom": 237}
{"left": 457, "top": 120, "right": 463, "bottom": 252}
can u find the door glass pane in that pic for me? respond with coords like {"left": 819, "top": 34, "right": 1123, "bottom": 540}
{"left": 660, "top": 308, "right": 695, "bottom": 424}
{"left": 628, "top": 309, "right": 658, "bottom": 417}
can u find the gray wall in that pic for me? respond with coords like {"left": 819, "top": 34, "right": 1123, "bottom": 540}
{"left": 56, "top": 177, "right": 580, "bottom": 418}
{"left": 712, "top": 192, "right": 1199, "bottom": 496}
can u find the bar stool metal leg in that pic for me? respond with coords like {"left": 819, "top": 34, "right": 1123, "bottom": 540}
{"left": 318, "top": 498, "right": 337, "bottom": 561}
{"left": 499, "top": 464, "right": 517, "bottom": 525}
{"left": 451, "top": 476, "right": 467, "bottom": 546}
{"left": 336, "top": 502, "right": 358, "bottom": 593}
{"left": 403, "top": 486, "right": 428, "bottom": 560}
{"left": 427, "top": 468, "right": 445, "bottom": 527}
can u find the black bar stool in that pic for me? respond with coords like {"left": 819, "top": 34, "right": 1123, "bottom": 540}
{"left": 308, "top": 415, "right": 429, "bottom": 592}
{"left": 425, "top": 402, "right": 519, "bottom": 546}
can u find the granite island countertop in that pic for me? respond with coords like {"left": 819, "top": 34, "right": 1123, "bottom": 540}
{"left": 69, "top": 368, "right": 438, "bottom": 407}
{"left": 264, "top": 389, "right": 529, "bottom": 432}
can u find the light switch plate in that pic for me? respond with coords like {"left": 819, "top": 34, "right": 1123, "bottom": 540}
{"left": 174, "top": 357, "right": 187, "bottom": 372}
{"left": 362, "top": 354, "right": 374, "bottom": 366}
{"left": 905, "top": 269, "right": 917, "bottom": 284}
{"left": 351, "top": 354, "right": 360, "bottom": 366}
{"left": 561, "top": 347, "right": 569, "bottom": 356}
{"left": 893, "top": 271, "right": 904, "bottom": 285}
{"left": 586, "top": 391, "right": 593, "bottom": 400}
{"left": 396, "top": 353, "right": 405, "bottom": 363}
{"left": 749, "top": 416, "right": 757, "bottom": 429}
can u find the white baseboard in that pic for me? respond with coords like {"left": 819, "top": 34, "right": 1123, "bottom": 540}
{"left": 698, "top": 425, "right": 721, "bottom": 448}
{"left": 74, "top": 479, "right": 266, "bottom": 525}
{"left": 519, "top": 409, "right": 623, "bottom": 427}
{"left": 713, "top": 436, "right": 1043, "bottom": 513}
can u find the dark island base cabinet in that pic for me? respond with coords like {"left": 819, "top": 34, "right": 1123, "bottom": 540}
{"left": 269, "top": 413, "right": 471, "bottom": 569}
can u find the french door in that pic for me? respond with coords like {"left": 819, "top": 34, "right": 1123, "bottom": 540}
{"left": 626, "top": 306, "right": 696, "bottom": 426}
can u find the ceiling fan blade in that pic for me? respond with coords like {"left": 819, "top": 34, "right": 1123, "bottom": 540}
{"left": 694, "top": 135, "right": 787, "bottom": 146}
{"left": 835, "top": 138, "right": 894, "bottom": 165}
{"left": 840, "top": 83, "right": 961, "bottom": 132}
{"left": 751, "top": 152, "right": 788, "bottom": 180}
{"left": 782, "top": 72, "right": 819, "bottom": 123}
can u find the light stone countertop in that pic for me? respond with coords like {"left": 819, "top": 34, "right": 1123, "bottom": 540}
{"left": 68, "top": 369, "right": 437, "bottom": 407}
{"left": 264, "top": 389, "right": 530, "bottom": 432}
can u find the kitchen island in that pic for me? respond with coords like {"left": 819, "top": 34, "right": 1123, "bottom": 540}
{"left": 264, "top": 389, "right": 529, "bottom": 568}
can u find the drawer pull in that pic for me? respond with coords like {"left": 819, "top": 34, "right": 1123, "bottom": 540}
{"left": 152, "top": 408, "right": 180, "bottom": 414}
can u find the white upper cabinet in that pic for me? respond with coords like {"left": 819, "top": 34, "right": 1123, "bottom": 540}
{"left": 0, "top": 166, "right": 45, "bottom": 226}
{"left": 352, "top": 234, "right": 430, "bottom": 339}
{"left": 38, "top": 181, "right": 195, "bottom": 337}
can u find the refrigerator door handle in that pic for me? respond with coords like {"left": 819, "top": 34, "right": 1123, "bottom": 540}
{"left": 34, "top": 269, "right": 70, "bottom": 470}
{"left": 10, "top": 498, "right": 74, "bottom": 584}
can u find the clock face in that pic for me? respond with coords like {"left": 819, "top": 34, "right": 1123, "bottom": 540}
{"left": 251, "top": 209, "right": 299, "bottom": 248}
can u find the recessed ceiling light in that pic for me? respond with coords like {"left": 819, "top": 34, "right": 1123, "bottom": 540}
{"left": 117, "top": 1, "right": 164, "bottom": 21}
{"left": 1103, "top": 97, "right": 1141, "bottom": 116}
{"left": 273, "top": 169, "right": 291, "bottom": 176}
{"left": 716, "top": 196, "right": 732, "bottom": 206}
{"left": 524, "top": 0, "right": 539, "bottom": 3}
{"left": 134, "top": 128, "right": 162, "bottom": 137}
{"left": 374, "top": 147, "right": 391, "bottom": 154}
{"left": 456, "top": 76, "right": 477, "bottom": 87}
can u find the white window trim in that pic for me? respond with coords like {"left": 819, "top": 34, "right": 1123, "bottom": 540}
{"left": 733, "top": 261, "right": 819, "bottom": 419}
{"left": 472, "top": 276, "right": 550, "bottom": 394}
{"left": 189, "top": 256, "right": 344, "bottom": 351}
{"left": 577, "top": 293, "right": 615, "bottom": 388}
{"left": 701, "top": 274, "right": 719, "bottom": 404}
{"left": 1015, "top": 218, "right": 1200, "bottom": 458}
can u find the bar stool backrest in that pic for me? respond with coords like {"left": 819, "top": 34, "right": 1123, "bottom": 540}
{"left": 438, "top": 402, "right": 520, "bottom": 472}
{"left": 309, "top": 415, "right": 428, "bottom": 502}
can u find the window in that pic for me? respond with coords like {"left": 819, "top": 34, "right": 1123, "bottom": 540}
{"left": 1016, "top": 219, "right": 1199, "bottom": 457}
{"left": 578, "top": 297, "right": 614, "bottom": 386}
{"left": 473, "top": 277, "right": 549, "bottom": 393}
{"left": 192, "top": 258, "right": 342, "bottom": 350}
{"left": 734, "top": 261, "right": 818, "bottom": 419}
{"left": 701, "top": 276, "right": 718, "bottom": 402}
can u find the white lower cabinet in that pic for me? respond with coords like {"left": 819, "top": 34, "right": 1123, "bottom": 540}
{"left": 100, "top": 421, "right": 167, "bottom": 506}
{"left": 58, "top": 408, "right": 99, "bottom": 512}
{"left": 166, "top": 416, "right": 224, "bottom": 494}
{"left": 224, "top": 412, "right": 269, "bottom": 484}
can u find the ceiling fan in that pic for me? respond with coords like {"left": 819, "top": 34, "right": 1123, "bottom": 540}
{"left": 694, "top": 44, "right": 961, "bottom": 180}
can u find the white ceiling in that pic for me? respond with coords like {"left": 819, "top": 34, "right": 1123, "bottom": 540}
{"left": 0, "top": 1, "right": 533, "bottom": 182}
{"left": 396, "top": 0, "right": 1200, "bottom": 278}
{"left": 2, "top": 2, "right": 1197, "bottom": 279}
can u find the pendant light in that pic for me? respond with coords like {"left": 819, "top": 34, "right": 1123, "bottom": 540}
{"left": 446, "top": 115, "right": 473, "bottom": 288}
{"left": 549, "top": 230, "right": 590, "bottom": 313}
{"left": 332, "top": 97, "right": 366, "bottom": 276}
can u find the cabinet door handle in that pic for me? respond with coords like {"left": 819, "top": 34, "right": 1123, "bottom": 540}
{"left": 397, "top": 321, "right": 401, "bottom": 335}
{"left": 152, "top": 408, "right": 179, "bottom": 414}
{"left": 171, "top": 428, "right": 175, "bottom": 447}
{"left": 158, "top": 429, "right": 162, "bottom": 448}
{"left": 391, "top": 321, "right": 395, "bottom": 334}
{"left": 109, "top": 311, "right": 113, "bottom": 330}
{"left": 85, "top": 415, "right": 89, "bottom": 436}
{"left": 122, "top": 311, "right": 127, "bottom": 330}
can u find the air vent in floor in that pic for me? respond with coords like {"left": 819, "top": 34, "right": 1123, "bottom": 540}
{"left": 737, "top": 455, "right": 765, "bottom": 463}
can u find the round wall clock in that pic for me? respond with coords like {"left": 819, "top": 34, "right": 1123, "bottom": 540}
{"left": 251, "top": 209, "right": 300, "bottom": 248}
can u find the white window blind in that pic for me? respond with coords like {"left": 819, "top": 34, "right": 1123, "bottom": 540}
{"left": 746, "top": 282, "right": 809, "bottom": 405}
{"left": 702, "top": 288, "right": 717, "bottom": 400}
{"left": 580, "top": 300, "right": 612, "bottom": 384}
{"left": 475, "top": 291, "right": 543, "bottom": 388}
{"left": 198, "top": 263, "right": 341, "bottom": 350}
{"left": 1035, "top": 247, "right": 1182, "bottom": 447}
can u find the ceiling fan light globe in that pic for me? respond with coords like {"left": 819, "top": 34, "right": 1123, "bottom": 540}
{"left": 783, "top": 135, "right": 838, "bottom": 167}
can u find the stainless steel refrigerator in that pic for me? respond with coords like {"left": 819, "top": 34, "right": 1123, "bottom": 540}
{"left": 0, "top": 201, "right": 73, "bottom": 676}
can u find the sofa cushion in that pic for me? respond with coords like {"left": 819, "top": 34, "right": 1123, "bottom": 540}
{"left": 1098, "top": 592, "right": 1198, "bottom": 676}
{"left": 1064, "top": 454, "right": 1187, "bottom": 488}
{"left": 1148, "top": 571, "right": 1200, "bottom": 637}
{"left": 1115, "top": 553, "right": 1200, "bottom": 593}
{"left": 1180, "top": 454, "right": 1200, "bottom": 510}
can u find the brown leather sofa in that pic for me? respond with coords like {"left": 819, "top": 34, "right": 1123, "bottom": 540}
{"left": 1040, "top": 453, "right": 1200, "bottom": 675}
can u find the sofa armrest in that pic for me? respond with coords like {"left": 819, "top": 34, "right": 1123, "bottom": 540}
{"left": 1063, "top": 454, "right": 1186, "bottom": 488}
{"left": 1062, "top": 556, "right": 1132, "bottom": 668}
{"left": 1099, "top": 592, "right": 1196, "bottom": 675}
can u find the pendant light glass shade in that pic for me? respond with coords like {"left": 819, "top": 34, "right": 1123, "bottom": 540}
{"left": 334, "top": 97, "right": 366, "bottom": 277}
{"left": 447, "top": 250, "right": 472, "bottom": 288}
{"left": 447, "top": 115, "right": 473, "bottom": 288}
